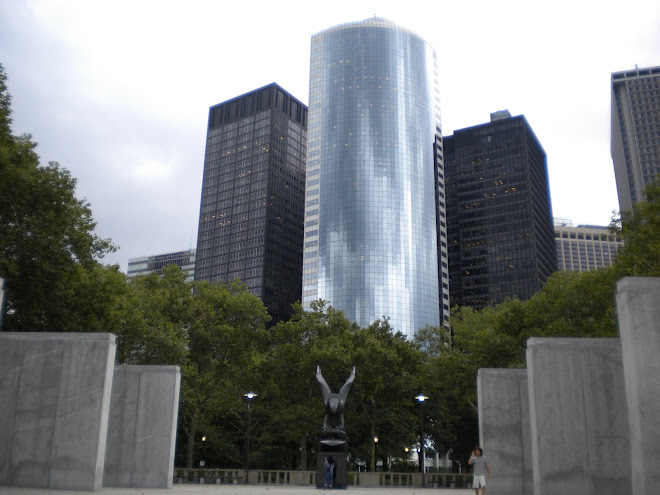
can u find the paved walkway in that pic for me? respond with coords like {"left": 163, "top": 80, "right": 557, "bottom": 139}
{"left": 0, "top": 485, "right": 474, "bottom": 495}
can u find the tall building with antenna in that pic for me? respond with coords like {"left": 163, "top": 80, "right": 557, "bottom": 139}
{"left": 302, "top": 18, "right": 448, "bottom": 337}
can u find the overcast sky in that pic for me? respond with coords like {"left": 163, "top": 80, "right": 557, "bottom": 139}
{"left": 2, "top": 0, "right": 659, "bottom": 270}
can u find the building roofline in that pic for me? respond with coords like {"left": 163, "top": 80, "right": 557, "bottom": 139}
{"left": 444, "top": 113, "right": 547, "bottom": 156}
{"left": 208, "top": 83, "right": 307, "bottom": 112}
{"left": 313, "top": 17, "right": 429, "bottom": 46}
{"left": 611, "top": 66, "right": 660, "bottom": 81}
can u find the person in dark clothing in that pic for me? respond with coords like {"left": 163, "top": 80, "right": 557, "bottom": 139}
{"left": 324, "top": 456, "right": 335, "bottom": 488}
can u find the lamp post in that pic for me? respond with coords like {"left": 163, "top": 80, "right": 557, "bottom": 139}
{"left": 373, "top": 436, "right": 379, "bottom": 472}
{"left": 201, "top": 435, "right": 207, "bottom": 468}
{"left": 415, "top": 394, "right": 428, "bottom": 487}
{"left": 244, "top": 392, "right": 257, "bottom": 484}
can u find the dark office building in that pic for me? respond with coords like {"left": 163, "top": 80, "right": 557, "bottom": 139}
{"left": 194, "top": 83, "right": 307, "bottom": 325}
{"left": 444, "top": 110, "right": 557, "bottom": 310}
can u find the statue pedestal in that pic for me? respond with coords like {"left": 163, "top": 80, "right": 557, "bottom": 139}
{"left": 316, "top": 452, "right": 348, "bottom": 489}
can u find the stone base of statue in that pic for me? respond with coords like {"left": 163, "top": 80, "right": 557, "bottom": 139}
{"left": 316, "top": 451, "right": 348, "bottom": 489}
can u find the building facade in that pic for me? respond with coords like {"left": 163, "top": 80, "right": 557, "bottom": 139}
{"left": 445, "top": 111, "right": 557, "bottom": 310}
{"left": 611, "top": 66, "right": 660, "bottom": 212}
{"left": 554, "top": 224, "right": 623, "bottom": 272}
{"left": 303, "top": 18, "right": 447, "bottom": 338}
{"left": 127, "top": 249, "right": 196, "bottom": 282}
{"left": 194, "top": 84, "right": 307, "bottom": 325}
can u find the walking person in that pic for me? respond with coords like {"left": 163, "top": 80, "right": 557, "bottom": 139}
{"left": 468, "top": 446, "right": 490, "bottom": 495}
{"left": 324, "top": 456, "right": 335, "bottom": 488}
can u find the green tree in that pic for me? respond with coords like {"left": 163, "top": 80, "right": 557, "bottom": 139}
{"left": 449, "top": 305, "right": 520, "bottom": 367}
{"left": 611, "top": 178, "right": 660, "bottom": 277}
{"left": 116, "top": 265, "right": 271, "bottom": 469}
{"left": 418, "top": 342, "right": 480, "bottom": 470}
{"left": 347, "top": 318, "right": 422, "bottom": 472}
{"left": 0, "top": 63, "right": 116, "bottom": 332}
{"left": 181, "top": 275, "right": 270, "bottom": 469}
{"left": 60, "top": 263, "right": 129, "bottom": 334}
{"left": 258, "top": 300, "right": 358, "bottom": 470}
{"left": 114, "top": 266, "right": 191, "bottom": 366}
{"left": 415, "top": 320, "right": 506, "bottom": 467}
{"left": 522, "top": 269, "right": 619, "bottom": 340}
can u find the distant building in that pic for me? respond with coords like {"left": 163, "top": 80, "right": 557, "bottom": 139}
{"left": 194, "top": 83, "right": 307, "bottom": 325}
{"left": 554, "top": 224, "right": 623, "bottom": 272}
{"left": 127, "top": 249, "right": 196, "bottom": 282}
{"left": 302, "top": 18, "right": 447, "bottom": 337}
{"left": 444, "top": 110, "right": 557, "bottom": 310}
{"left": 611, "top": 66, "right": 660, "bottom": 212}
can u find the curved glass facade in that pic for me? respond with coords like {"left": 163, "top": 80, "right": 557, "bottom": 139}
{"left": 303, "top": 18, "right": 442, "bottom": 338}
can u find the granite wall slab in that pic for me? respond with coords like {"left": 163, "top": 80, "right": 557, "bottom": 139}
{"left": 103, "top": 365, "right": 181, "bottom": 488}
{"left": 526, "top": 338, "right": 631, "bottom": 495}
{"left": 0, "top": 332, "right": 115, "bottom": 490}
{"left": 478, "top": 368, "right": 532, "bottom": 495}
{"left": 616, "top": 277, "right": 660, "bottom": 495}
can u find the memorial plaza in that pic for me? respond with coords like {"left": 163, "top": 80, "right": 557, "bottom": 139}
{"left": 2, "top": 277, "right": 659, "bottom": 494}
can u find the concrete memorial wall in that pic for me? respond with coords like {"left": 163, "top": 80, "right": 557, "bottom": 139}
{"left": 477, "top": 368, "right": 532, "bottom": 495}
{"left": 0, "top": 332, "right": 116, "bottom": 490}
{"left": 103, "top": 365, "right": 181, "bottom": 488}
{"left": 526, "top": 337, "right": 631, "bottom": 495}
{"left": 616, "top": 277, "right": 660, "bottom": 495}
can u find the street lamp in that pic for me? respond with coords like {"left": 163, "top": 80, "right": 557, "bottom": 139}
{"left": 244, "top": 392, "right": 257, "bottom": 484}
{"left": 201, "top": 435, "right": 207, "bottom": 468}
{"left": 415, "top": 394, "right": 429, "bottom": 487}
{"left": 373, "top": 436, "right": 379, "bottom": 472}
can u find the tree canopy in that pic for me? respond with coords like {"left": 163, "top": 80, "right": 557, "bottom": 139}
{"left": 0, "top": 63, "right": 116, "bottom": 332}
{"left": 610, "top": 178, "right": 660, "bottom": 277}
{"left": 111, "top": 265, "right": 271, "bottom": 468}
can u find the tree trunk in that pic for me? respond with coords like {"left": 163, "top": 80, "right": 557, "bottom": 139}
{"left": 370, "top": 421, "right": 376, "bottom": 472}
{"left": 300, "top": 434, "right": 307, "bottom": 471}
{"left": 186, "top": 409, "right": 199, "bottom": 469}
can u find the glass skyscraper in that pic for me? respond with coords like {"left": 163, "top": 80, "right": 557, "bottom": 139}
{"left": 303, "top": 18, "right": 447, "bottom": 338}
